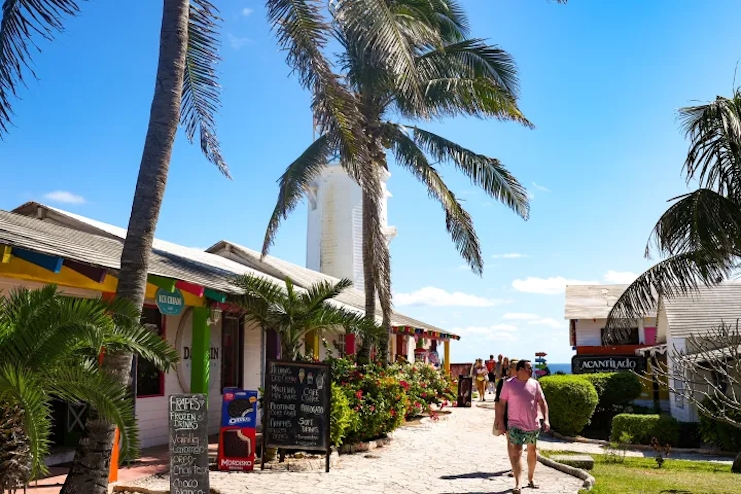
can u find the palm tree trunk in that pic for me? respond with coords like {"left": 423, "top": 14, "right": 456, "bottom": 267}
{"left": 61, "top": 2, "right": 190, "bottom": 492}
{"left": 357, "top": 190, "right": 377, "bottom": 364}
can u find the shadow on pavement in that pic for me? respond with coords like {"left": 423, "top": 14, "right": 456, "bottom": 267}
{"left": 440, "top": 491, "right": 512, "bottom": 494}
{"left": 440, "top": 470, "right": 510, "bottom": 480}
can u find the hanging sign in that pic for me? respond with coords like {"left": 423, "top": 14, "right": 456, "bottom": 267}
{"left": 155, "top": 288, "right": 185, "bottom": 316}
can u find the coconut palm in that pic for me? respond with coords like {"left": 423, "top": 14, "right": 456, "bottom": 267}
{"left": 261, "top": 0, "right": 537, "bottom": 363}
{"left": 0, "top": 285, "right": 178, "bottom": 487}
{"left": 1, "top": 1, "right": 365, "bottom": 490}
{"left": 605, "top": 88, "right": 741, "bottom": 337}
{"left": 230, "top": 274, "right": 383, "bottom": 360}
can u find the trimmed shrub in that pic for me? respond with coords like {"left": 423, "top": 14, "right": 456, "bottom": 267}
{"left": 392, "top": 362, "right": 456, "bottom": 419}
{"left": 578, "top": 372, "right": 643, "bottom": 407}
{"left": 611, "top": 414, "right": 680, "bottom": 445}
{"left": 677, "top": 421, "right": 702, "bottom": 449}
{"left": 540, "top": 375, "right": 599, "bottom": 436}
{"left": 698, "top": 397, "right": 741, "bottom": 452}
{"left": 330, "top": 382, "right": 356, "bottom": 446}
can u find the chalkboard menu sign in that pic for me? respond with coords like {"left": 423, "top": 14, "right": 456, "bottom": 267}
{"left": 169, "top": 394, "right": 209, "bottom": 494}
{"left": 262, "top": 360, "right": 331, "bottom": 472}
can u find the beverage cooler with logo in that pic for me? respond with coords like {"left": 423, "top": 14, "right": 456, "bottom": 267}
{"left": 218, "top": 388, "right": 258, "bottom": 471}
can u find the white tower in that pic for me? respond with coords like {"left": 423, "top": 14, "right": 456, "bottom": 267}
{"left": 306, "top": 162, "right": 397, "bottom": 287}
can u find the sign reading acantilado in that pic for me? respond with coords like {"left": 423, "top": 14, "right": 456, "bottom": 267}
{"left": 571, "top": 355, "right": 646, "bottom": 374}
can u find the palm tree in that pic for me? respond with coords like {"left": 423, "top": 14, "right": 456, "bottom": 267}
{"left": 0, "top": 285, "right": 179, "bottom": 488}
{"left": 230, "top": 274, "right": 383, "bottom": 361}
{"left": 605, "top": 88, "right": 741, "bottom": 337}
{"left": 261, "top": 0, "right": 537, "bottom": 363}
{"left": 1, "top": 1, "right": 364, "bottom": 490}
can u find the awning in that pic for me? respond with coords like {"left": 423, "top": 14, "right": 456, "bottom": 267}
{"left": 391, "top": 325, "right": 460, "bottom": 341}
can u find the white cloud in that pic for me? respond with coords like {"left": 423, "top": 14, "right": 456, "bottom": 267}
{"left": 241, "top": 7, "right": 254, "bottom": 16}
{"left": 502, "top": 313, "right": 563, "bottom": 328}
{"left": 502, "top": 312, "right": 539, "bottom": 320}
{"left": 452, "top": 324, "right": 520, "bottom": 341}
{"left": 228, "top": 33, "right": 251, "bottom": 49}
{"left": 512, "top": 276, "right": 598, "bottom": 295}
{"left": 43, "top": 190, "right": 85, "bottom": 204}
{"left": 528, "top": 317, "right": 563, "bottom": 328}
{"left": 604, "top": 270, "right": 638, "bottom": 284}
{"left": 532, "top": 182, "right": 550, "bottom": 192}
{"left": 394, "top": 286, "right": 507, "bottom": 307}
{"left": 492, "top": 253, "right": 528, "bottom": 259}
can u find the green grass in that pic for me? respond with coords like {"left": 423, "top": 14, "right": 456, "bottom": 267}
{"left": 541, "top": 451, "right": 737, "bottom": 494}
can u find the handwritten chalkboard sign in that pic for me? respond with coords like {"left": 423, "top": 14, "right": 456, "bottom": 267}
{"left": 262, "top": 360, "right": 331, "bottom": 472}
{"left": 169, "top": 394, "right": 209, "bottom": 494}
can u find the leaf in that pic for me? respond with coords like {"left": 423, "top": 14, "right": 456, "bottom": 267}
{"left": 182, "top": 0, "right": 230, "bottom": 177}
{"left": 0, "top": 0, "right": 81, "bottom": 136}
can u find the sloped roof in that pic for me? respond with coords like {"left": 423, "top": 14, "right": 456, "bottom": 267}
{"left": 8, "top": 203, "right": 449, "bottom": 336}
{"left": 206, "top": 241, "right": 456, "bottom": 338}
{"left": 663, "top": 283, "right": 741, "bottom": 338}
{"left": 564, "top": 284, "right": 632, "bottom": 319}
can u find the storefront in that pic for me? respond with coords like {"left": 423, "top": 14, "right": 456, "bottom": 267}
{"left": 390, "top": 325, "right": 461, "bottom": 372}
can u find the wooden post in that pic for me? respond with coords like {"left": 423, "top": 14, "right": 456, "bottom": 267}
{"left": 444, "top": 340, "right": 451, "bottom": 374}
{"left": 191, "top": 307, "right": 211, "bottom": 395}
{"left": 108, "top": 428, "right": 120, "bottom": 483}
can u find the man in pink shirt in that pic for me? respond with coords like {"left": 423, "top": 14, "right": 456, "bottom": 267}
{"left": 495, "top": 359, "right": 550, "bottom": 494}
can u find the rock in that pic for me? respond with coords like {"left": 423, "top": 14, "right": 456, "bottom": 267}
{"left": 550, "top": 454, "right": 595, "bottom": 470}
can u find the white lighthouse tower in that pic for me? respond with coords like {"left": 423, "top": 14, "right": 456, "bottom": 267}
{"left": 306, "top": 162, "right": 397, "bottom": 288}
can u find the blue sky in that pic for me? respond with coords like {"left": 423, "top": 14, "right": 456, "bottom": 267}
{"left": 2, "top": 1, "right": 741, "bottom": 364}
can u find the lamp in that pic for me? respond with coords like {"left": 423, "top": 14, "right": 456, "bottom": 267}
{"left": 209, "top": 304, "right": 223, "bottom": 325}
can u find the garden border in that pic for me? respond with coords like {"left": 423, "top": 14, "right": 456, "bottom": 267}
{"left": 537, "top": 453, "right": 595, "bottom": 490}
{"left": 548, "top": 431, "right": 737, "bottom": 457}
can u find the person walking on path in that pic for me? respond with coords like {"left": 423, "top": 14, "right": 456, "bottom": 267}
{"left": 495, "top": 359, "right": 550, "bottom": 494}
{"left": 485, "top": 354, "right": 497, "bottom": 393}
{"left": 471, "top": 358, "right": 489, "bottom": 401}
{"left": 495, "top": 358, "right": 518, "bottom": 478}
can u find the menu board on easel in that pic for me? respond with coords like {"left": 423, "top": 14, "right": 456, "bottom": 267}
{"left": 168, "top": 394, "right": 209, "bottom": 494}
{"left": 261, "top": 360, "right": 332, "bottom": 472}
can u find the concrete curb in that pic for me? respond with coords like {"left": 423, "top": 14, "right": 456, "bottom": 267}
{"left": 548, "top": 431, "right": 736, "bottom": 457}
{"left": 537, "top": 453, "right": 595, "bottom": 490}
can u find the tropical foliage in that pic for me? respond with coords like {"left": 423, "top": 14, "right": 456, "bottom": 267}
{"left": 0, "top": 285, "right": 178, "bottom": 485}
{"left": 605, "top": 88, "right": 741, "bottom": 333}
{"left": 261, "top": 0, "right": 551, "bottom": 363}
{"left": 230, "top": 274, "right": 383, "bottom": 360}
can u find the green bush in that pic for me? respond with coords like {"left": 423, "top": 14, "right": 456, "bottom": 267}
{"left": 611, "top": 414, "right": 680, "bottom": 445}
{"left": 677, "top": 421, "right": 702, "bottom": 449}
{"left": 330, "top": 382, "right": 356, "bottom": 446}
{"left": 698, "top": 397, "right": 741, "bottom": 452}
{"left": 391, "top": 362, "right": 456, "bottom": 419}
{"left": 540, "top": 375, "right": 599, "bottom": 436}
{"left": 578, "top": 372, "right": 643, "bottom": 407}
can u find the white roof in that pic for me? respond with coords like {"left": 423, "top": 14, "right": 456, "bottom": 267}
{"left": 663, "top": 282, "right": 741, "bottom": 338}
{"left": 564, "top": 284, "right": 634, "bottom": 319}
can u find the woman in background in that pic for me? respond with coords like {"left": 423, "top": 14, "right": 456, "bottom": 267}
{"left": 472, "top": 358, "right": 489, "bottom": 401}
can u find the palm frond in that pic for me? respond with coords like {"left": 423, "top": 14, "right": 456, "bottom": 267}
{"left": 262, "top": 134, "right": 334, "bottom": 256}
{"left": 385, "top": 122, "right": 483, "bottom": 274}
{"left": 604, "top": 250, "right": 735, "bottom": 334}
{"left": 646, "top": 188, "right": 741, "bottom": 259}
{"left": 411, "top": 126, "right": 530, "bottom": 220}
{"left": 300, "top": 278, "right": 354, "bottom": 312}
{"left": 0, "top": 0, "right": 81, "bottom": 136}
{"left": 44, "top": 361, "right": 138, "bottom": 460}
{"left": 0, "top": 364, "right": 51, "bottom": 479}
{"left": 268, "top": 0, "right": 366, "bottom": 163}
{"left": 333, "top": 0, "right": 427, "bottom": 108}
{"left": 678, "top": 90, "right": 741, "bottom": 197}
{"left": 181, "top": 0, "right": 229, "bottom": 177}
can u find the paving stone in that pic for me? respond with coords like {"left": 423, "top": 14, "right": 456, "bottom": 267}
{"left": 126, "top": 405, "right": 583, "bottom": 494}
{"left": 550, "top": 454, "right": 595, "bottom": 470}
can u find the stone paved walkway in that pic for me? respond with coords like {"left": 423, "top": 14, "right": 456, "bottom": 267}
{"left": 128, "top": 405, "right": 583, "bottom": 494}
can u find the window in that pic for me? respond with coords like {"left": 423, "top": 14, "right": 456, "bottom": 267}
{"left": 221, "top": 315, "right": 244, "bottom": 391}
{"left": 600, "top": 327, "right": 639, "bottom": 346}
{"left": 333, "top": 337, "right": 346, "bottom": 357}
{"left": 136, "top": 306, "right": 165, "bottom": 397}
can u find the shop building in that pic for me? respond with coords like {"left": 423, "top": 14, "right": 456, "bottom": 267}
{"left": 1, "top": 202, "right": 460, "bottom": 464}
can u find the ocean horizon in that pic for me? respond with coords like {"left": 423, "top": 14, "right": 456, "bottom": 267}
{"left": 547, "top": 363, "right": 571, "bottom": 374}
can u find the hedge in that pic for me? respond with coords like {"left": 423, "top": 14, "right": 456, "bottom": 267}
{"left": 578, "top": 372, "right": 642, "bottom": 407}
{"left": 611, "top": 413, "right": 680, "bottom": 445}
{"left": 540, "top": 375, "right": 598, "bottom": 436}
